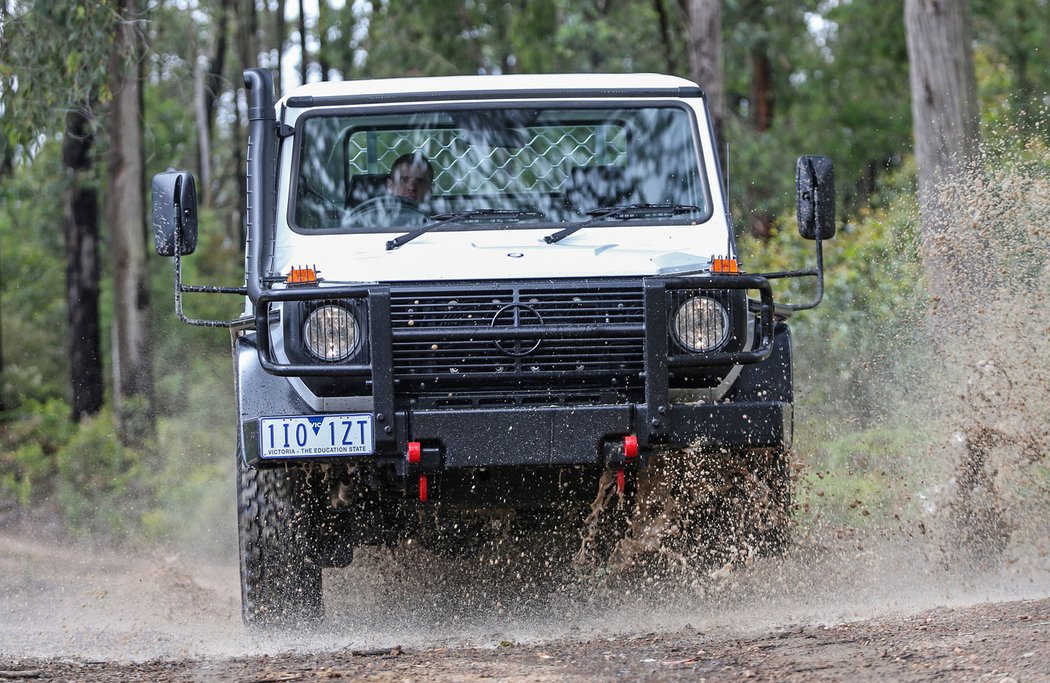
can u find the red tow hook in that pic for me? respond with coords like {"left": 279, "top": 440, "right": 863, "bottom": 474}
{"left": 407, "top": 442, "right": 428, "bottom": 502}
{"left": 617, "top": 435, "right": 639, "bottom": 494}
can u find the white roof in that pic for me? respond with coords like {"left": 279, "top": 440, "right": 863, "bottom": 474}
{"left": 279, "top": 72, "right": 701, "bottom": 105}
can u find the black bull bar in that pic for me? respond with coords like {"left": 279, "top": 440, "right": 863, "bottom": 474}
{"left": 252, "top": 275, "right": 775, "bottom": 450}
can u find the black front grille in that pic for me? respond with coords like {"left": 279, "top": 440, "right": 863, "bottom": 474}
{"left": 389, "top": 283, "right": 645, "bottom": 394}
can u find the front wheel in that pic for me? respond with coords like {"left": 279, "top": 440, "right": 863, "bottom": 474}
{"left": 237, "top": 454, "right": 323, "bottom": 629}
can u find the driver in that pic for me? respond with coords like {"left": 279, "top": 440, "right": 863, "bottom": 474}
{"left": 387, "top": 152, "right": 434, "bottom": 205}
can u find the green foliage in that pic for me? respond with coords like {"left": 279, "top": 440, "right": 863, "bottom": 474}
{"left": 972, "top": 0, "right": 1050, "bottom": 139}
{"left": 723, "top": 0, "right": 912, "bottom": 223}
{"left": 742, "top": 160, "right": 927, "bottom": 439}
{"left": 0, "top": 380, "right": 233, "bottom": 546}
{"left": 0, "top": 143, "right": 70, "bottom": 406}
{"left": 796, "top": 419, "right": 941, "bottom": 528}
{"left": 0, "top": 1, "right": 123, "bottom": 148}
{"left": 54, "top": 409, "right": 144, "bottom": 536}
{"left": 357, "top": 0, "right": 672, "bottom": 77}
{"left": 547, "top": 1, "right": 667, "bottom": 73}
{"left": 0, "top": 398, "right": 75, "bottom": 507}
{"left": 143, "top": 60, "right": 198, "bottom": 176}
{"left": 142, "top": 361, "right": 236, "bottom": 555}
{"left": 0, "top": 399, "right": 148, "bottom": 540}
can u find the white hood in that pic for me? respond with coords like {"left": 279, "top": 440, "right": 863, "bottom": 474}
{"left": 270, "top": 223, "right": 732, "bottom": 283}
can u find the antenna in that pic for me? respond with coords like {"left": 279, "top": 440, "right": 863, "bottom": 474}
{"left": 725, "top": 140, "right": 730, "bottom": 200}
{"left": 725, "top": 141, "right": 733, "bottom": 257}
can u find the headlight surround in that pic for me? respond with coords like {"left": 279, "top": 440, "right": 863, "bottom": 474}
{"left": 303, "top": 305, "right": 360, "bottom": 362}
{"left": 672, "top": 296, "right": 730, "bottom": 352}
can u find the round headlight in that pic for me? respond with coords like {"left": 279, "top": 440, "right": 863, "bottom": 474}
{"left": 303, "top": 305, "right": 359, "bottom": 362}
{"left": 672, "top": 296, "right": 729, "bottom": 352}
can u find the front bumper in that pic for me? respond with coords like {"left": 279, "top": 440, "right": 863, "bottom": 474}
{"left": 235, "top": 275, "right": 788, "bottom": 468}
{"left": 236, "top": 370, "right": 791, "bottom": 468}
{"left": 402, "top": 400, "right": 791, "bottom": 467}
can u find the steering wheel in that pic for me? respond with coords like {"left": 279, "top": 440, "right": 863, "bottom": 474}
{"left": 346, "top": 194, "right": 429, "bottom": 227}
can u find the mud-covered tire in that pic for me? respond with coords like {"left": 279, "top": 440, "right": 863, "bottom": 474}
{"left": 237, "top": 455, "right": 323, "bottom": 629}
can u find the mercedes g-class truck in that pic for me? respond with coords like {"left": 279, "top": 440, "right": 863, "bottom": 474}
{"left": 152, "top": 68, "right": 835, "bottom": 628}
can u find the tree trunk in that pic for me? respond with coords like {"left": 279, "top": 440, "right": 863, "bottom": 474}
{"left": 273, "top": 0, "right": 286, "bottom": 93}
{"left": 193, "top": 33, "right": 213, "bottom": 207}
{"left": 298, "top": 0, "right": 308, "bottom": 85}
{"left": 62, "top": 108, "right": 104, "bottom": 421}
{"left": 108, "top": 0, "right": 154, "bottom": 440}
{"left": 205, "top": 0, "right": 230, "bottom": 150}
{"left": 688, "top": 0, "right": 724, "bottom": 171}
{"left": 653, "top": 0, "right": 678, "bottom": 74}
{"left": 317, "top": 1, "right": 330, "bottom": 80}
{"left": 904, "top": 0, "right": 982, "bottom": 331}
{"left": 751, "top": 47, "right": 772, "bottom": 131}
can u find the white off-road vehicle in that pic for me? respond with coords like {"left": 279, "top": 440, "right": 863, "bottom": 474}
{"left": 153, "top": 69, "right": 835, "bottom": 628}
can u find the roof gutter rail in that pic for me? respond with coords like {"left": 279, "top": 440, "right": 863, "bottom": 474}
{"left": 283, "top": 85, "right": 704, "bottom": 109}
{"left": 243, "top": 68, "right": 276, "bottom": 305}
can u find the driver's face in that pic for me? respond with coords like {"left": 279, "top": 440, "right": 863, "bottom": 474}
{"left": 388, "top": 163, "right": 433, "bottom": 202}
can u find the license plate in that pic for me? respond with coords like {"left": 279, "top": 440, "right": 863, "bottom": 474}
{"left": 259, "top": 413, "right": 374, "bottom": 459}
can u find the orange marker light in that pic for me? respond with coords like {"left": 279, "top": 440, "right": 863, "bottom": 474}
{"left": 712, "top": 258, "right": 739, "bottom": 274}
{"left": 287, "top": 265, "right": 319, "bottom": 285}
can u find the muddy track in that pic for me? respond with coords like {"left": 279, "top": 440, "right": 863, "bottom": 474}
{"left": 2, "top": 528, "right": 1048, "bottom": 682}
{"left": 1, "top": 597, "right": 1047, "bottom": 681}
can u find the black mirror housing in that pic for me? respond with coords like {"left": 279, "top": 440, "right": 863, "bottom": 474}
{"left": 152, "top": 170, "right": 198, "bottom": 256}
{"left": 796, "top": 156, "right": 835, "bottom": 240}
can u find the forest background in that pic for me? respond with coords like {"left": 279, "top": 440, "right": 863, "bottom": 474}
{"left": 0, "top": 0, "right": 1047, "bottom": 552}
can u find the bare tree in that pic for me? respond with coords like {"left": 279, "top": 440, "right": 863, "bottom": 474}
{"left": 198, "top": 0, "right": 233, "bottom": 209}
{"left": 298, "top": 0, "right": 308, "bottom": 85}
{"left": 62, "top": 108, "right": 104, "bottom": 421}
{"left": 317, "top": 0, "right": 331, "bottom": 80}
{"left": 904, "top": 0, "right": 981, "bottom": 328}
{"left": 194, "top": 45, "right": 213, "bottom": 208}
{"left": 108, "top": 0, "right": 155, "bottom": 439}
{"left": 751, "top": 47, "right": 772, "bottom": 132}
{"left": 273, "top": 0, "right": 286, "bottom": 93}
{"left": 653, "top": 0, "right": 679, "bottom": 74}
{"left": 206, "top": 0, "right": 231, "bottom": 135}
{"left": 688, "top": 0, "right": 723, "bottom": 146}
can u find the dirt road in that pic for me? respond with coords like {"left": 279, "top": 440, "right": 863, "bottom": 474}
{"left": 1, "top": 526, "right": 1048, "bottom": 682}
{"left": 2, "top": 596, "right": 1048, "bottom": 681}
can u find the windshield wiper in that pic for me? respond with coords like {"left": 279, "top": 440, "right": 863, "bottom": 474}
{"left": 543, "top": 203, "right": 704, "bottom": 244}
{"left": 386, "top": 208, "right": 545, "bottom": 250}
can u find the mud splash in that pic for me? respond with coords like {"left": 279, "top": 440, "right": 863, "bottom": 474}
{"left": 575, "top": 448, "right": 790, "bottom": 583}
{"left": 326, "top": 171, "right": 1050, "bottom": 656}
{"left": 923, "top": 139, "right": 1050, "bottom": 565}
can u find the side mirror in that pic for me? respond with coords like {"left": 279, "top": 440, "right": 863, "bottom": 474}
{"left": 152, "top": 170, "right": 198, "bottom": 256}
{"left": 796, "top": 156, "right": 835, "bottom": 240}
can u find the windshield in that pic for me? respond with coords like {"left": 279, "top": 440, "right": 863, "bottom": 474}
{"left": 292, "top": 104, "right": 710, "bottom": 233}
